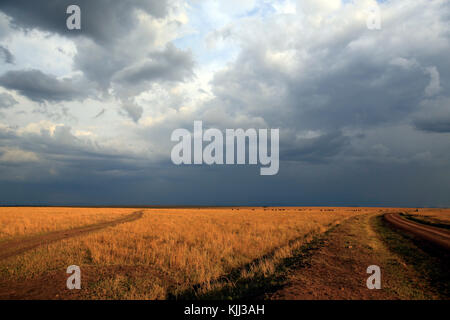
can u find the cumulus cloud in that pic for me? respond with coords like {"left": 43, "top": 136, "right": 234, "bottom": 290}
{"left": 202, "top": 0, "right": 450, "bottom": 151}
{"left": 109, "top": 43, "right": 194, "bottom": 122}
{"left": 0, "top": 0, "right": 191, "bottom": 122}
{"left": 113, "top": 44, "right": 194, "bottom": 89}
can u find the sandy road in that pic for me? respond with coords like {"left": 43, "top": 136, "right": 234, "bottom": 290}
{"left": 384, "top": 213, "right": 450, "bottom": 251}
{"left": 0, "top": 210, "right": 144, "bottom": 261}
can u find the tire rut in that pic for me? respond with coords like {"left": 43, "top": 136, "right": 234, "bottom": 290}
{"left": 0, "top": 211, "right": 144, "bottom": 261}
{"left": 384, "top": 213, "right": 450, "bottom": 251}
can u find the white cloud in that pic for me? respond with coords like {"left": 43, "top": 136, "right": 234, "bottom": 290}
{"left": 1, "top": 29, "right": 76, "bottom": 77}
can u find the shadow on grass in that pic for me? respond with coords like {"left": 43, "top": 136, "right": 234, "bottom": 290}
{"left": 169, "top": 228, "right": 336, "bottom": 300}
{"left": 399, "top": 213, "right": 450, "bottom": 230}
{"left": 374, "top": 215, "right": 450, "bottom": 298}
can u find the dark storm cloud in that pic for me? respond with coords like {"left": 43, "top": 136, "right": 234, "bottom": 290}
{"left": 0, "top": 124, "right": 152, "bottom": 181}
{"left": 281, "top": 131, "right": 350, "bottom": 163}
{"left": 210, "top": 39, "right": 437, "bottom": 134}
{"left": 412, "top": 97, "right": 450, "bottom": 133}
{"left": 286, "top": 61, "right": 429, "bottom": 130}
{"left": 414, "top": 118, "right": 450, "bottom": 133}
{"left": 0, "top": 45, "right": 14, "bottom": 64}
{"left": 0, "top": 69, "right": 91, "bottom": 103}
{"left": 204, "top": 1, "right": 450, "bottom": 179}
{"left": 0, "top": 123, "right": 177, "bottom": 207}
{"left": 0, "top": 0, "right": 167, "bottom": 44}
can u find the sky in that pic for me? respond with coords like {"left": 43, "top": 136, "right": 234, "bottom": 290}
{"left": 0, "top": 0, "right": 449, "bottom": 207}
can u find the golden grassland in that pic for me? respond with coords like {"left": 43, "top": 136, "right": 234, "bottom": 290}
{"left": 0, "top": 207, "right": 135, "bottom": 241}
{"left": 1, "top": 207, "right": 449, "bottom": 299}
{"left": 408, "top": 208, "right": 450, "bottom": 223}
{"left": 0, "top": 206, "right": 401, "bottom": 299}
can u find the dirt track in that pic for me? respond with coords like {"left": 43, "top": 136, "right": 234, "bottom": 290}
{"left": 384, "top": 213, "right": 450, "bottom": 250}
{"left": 0, "top": 211, "right": 144, "bottom": 261}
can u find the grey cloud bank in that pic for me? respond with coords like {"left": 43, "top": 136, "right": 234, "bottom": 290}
{"left": 0, "top": 70, "right": 92, "bottom": 103}
{"left": 0, "top": 0, "right": 449, "bottom": 206}
{"left": 0, "top": 0, "right": 168, "bottom": 43}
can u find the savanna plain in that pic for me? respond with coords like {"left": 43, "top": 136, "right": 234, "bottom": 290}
{"left": 0, "top": 207, "right": 449, "bottom": 300}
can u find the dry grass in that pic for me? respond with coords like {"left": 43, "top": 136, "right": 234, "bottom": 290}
{"left": 409, "top": 208, "right": 450, "bottom": 223}
{"left": 0, "top": 207, "right": 135, "bottom": 241}
{"left": 0, "top": 207, "right": 388, "bottom": 299}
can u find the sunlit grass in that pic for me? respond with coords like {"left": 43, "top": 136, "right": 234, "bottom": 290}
{"left": 0, "top": 207, "right": 135, "bottom": 241}
{"left": 0, "top": 207, "right": 384, "bottom": 299}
